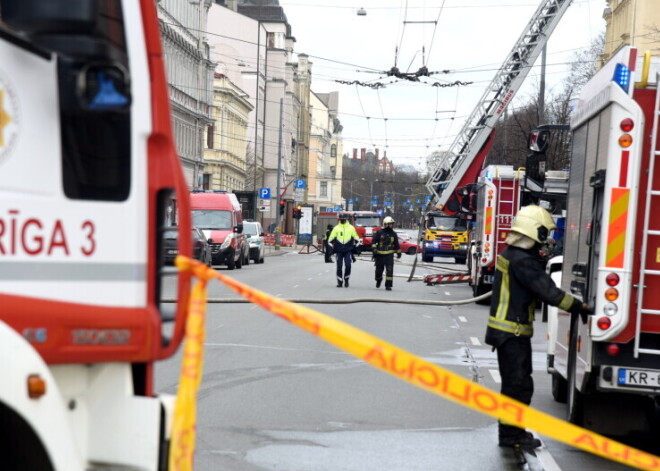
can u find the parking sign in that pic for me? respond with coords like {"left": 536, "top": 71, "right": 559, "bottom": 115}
{"left": 259, "top": 188, "right": 271, "bottom": 199}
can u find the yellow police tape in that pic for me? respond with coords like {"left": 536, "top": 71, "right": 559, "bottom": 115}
{"left": 169, "top": 275, "right": 209, "bottom": 471}
{"left": 172, "top": 256, "right": 660, "bottom": 470}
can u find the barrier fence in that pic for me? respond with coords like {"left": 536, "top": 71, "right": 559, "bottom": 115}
{"left": 264, "top": 233, "right": 295, "bottom": 246}
{"left": 169, "top": 255, "right": 660, "bottom": 471}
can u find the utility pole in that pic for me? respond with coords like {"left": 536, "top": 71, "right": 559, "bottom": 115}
{"left": 274, "top": 98, "right": 284, "bottom": 250}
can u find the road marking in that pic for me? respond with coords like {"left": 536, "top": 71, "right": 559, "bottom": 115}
{"left": 534, "top": 443, "right": 563, "bottom": 471}
{"left": 489, "top": 369, "right": 501, "bottom": 383}
{"left": 470, "top": 336, "right": 481, "bottom": 346}
{"left": 458, "top": 316, "right": 468, "bottom": 323}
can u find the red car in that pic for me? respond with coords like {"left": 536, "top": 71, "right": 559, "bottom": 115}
{"left": 395, "top": 231, "right": 419, "bottom": 255}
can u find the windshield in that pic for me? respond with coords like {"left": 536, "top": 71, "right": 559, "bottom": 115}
{"left": 354, "top": 216, "right": 380, "bottom": 227}
{"left": 243, "top": 223, "right": 260, "bottom": 236}
{"left": 426, "top": 216, "right": 467, "bottom": 231}
{"left": 192, "top": 210, "right": 233, "bottom": 230}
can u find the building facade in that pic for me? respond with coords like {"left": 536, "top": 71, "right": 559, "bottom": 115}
{"left": 602, "top": 0, "right": 660, "bottom": 60}
{"left": 158, "top": 0, "right": 215, "bottom": 189}
{"left": 203, "top": 73, "right": 253, "bottom": 191}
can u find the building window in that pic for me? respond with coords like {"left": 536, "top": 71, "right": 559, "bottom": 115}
{"left": 203, "top": 173, "right": 211, "bottom": 190}
{"left": 320, "top": 181, "right": 328, "bottom": 197}
{"left": 330, "top": 144, "right": 337, "bottom": 157}
{"left": 207, "top": 124, "right": 214, "bottom": 149}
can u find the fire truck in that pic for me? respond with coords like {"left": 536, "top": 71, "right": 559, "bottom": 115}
{"left": 547, "top": 46, "right": 660, "bottom": 435}
{"left": 316, "top": 210, "right": 381, "bottom": 252}
{"left": 421, "top": 211, "right": 468, "bottom": 264}
{"left": 0, "top": 1, "right": 192, "bottom": 469}
{"left": 467, "top": 163, "right": 569, "bottom": 299}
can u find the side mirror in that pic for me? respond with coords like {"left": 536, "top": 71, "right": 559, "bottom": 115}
{"left": 234, "top": 224, "right": 243, "bottom": 234}
{"left": 207, "top": 238, "right": 212, "bottom": 244}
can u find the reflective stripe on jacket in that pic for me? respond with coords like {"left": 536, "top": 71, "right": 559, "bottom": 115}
{"left": 373, "top": 227, "right": 401, "bottom": 255}
{"left": 485, "top": 245, "right": 578, "bottom": 347}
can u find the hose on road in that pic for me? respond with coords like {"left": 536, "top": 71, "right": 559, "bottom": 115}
{"left": 163, "top": 291, "right": 491, "bottom": 306}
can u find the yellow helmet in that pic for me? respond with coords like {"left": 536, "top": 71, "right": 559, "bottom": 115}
{"left": 510, "top": 205, "right": 556, "bottom": 243}
{"left": 383, "top": 216, "right": 395, "bottom": 225}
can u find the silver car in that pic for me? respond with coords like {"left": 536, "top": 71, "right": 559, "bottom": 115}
{"left": 243, "top": 221, "right": 265, "bottom": 264}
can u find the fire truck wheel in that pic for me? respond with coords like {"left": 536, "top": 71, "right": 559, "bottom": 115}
{"left": 455, "top": 257, "right": 467, "bottom": 264}
{"left": 227, "top": 250, "right": 236, "bottom": 270}
{"left": 236, "top": 252, "right": 243, "bottom": 269}
{"left": 422, "top": 254, "right": 433, "bottom": 263}
{"left": 551, "top": 372, "right": 568, "bottom": 403}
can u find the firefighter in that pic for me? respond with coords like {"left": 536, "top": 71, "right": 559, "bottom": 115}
{"left": 323, "top": 224, "right": 334, "bottom": 263}
{"left": 485, "top": 205, "right": 593, "bottom": 449}
{"left": 328, "top": 213, "right": 360, "bottom": 287}
{"left": 372, "top": 216, "right": 401, "bottom": 291}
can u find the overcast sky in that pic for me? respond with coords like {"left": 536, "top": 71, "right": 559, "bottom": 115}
{"left": 278, "top": 0, "right": 607, "bottom": 170}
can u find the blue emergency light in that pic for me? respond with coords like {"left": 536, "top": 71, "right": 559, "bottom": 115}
{"left": 89, "top": 72, "right": 130, "bottom": 110}
{"left": 612, "top": 63, "right": 631, "bottom": 93}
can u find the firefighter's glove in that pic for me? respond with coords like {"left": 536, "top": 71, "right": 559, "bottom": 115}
{"left": 570, "top": 301, "right": 594, "bottom": 324}
{"left": 397, "top": 253, "right": 402, "bottom": 259}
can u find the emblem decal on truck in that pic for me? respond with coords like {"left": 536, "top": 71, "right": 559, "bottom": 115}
{"left": 0, "top": 72, "right": 20, "bottom": 164}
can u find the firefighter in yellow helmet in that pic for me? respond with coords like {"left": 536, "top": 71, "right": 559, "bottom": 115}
{"left": 372, "top": 216, "right": 401, "bottom": 290}
{"left": 485, "top": 205, "right": 593, "bottom": 449}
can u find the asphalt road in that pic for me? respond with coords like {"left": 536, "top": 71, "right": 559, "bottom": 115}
{"left": 156, "top": 246, "right": 652, "bottom": 470}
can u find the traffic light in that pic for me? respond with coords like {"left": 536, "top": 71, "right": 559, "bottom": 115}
{"left": 293, "top": 207, "right": 303, "bottom": 219}
{"left": 279, "top": 200, "right": 285, "bottom": 216}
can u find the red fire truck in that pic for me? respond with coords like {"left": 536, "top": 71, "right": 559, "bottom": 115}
{"left": 316, "top": 211, "right": 382, "bottom": 252}
{"left": 0, "top": 1, "right": 192, "bottom": 469}
{"left": 467, "top": 164, "right": 569, "bottom": 299}
{"left": 547, "top": 46, "right": 660, "bottom": 435}
{"left": 468, "top": 166, "right": 524, "bottom": 298}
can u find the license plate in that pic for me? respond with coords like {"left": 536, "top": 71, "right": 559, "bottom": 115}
{"left": 167, "top": 249, "right": 178, "bottom": 255}
{"left": 617, "top": 368, "right": 660, "bottom": 387}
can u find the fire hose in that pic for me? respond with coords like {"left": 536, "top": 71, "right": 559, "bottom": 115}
{"left": 163, "top": 291, "right": 491, "bottom": 306}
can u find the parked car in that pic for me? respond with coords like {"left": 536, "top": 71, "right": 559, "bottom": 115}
{"left": 395, "top": 231, "right": 419, "bottom": 255}
{"left": 243, "top": 221, "right": 265, "bottom": 264}
{"left": 162, "top": 227, "right": 212, "bottom": 266}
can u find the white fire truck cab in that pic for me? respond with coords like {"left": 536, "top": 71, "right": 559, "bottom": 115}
{"left": 0, "top": 1, "right": 192, "bottom": 469}
{"left": 547, "top": 46, "right": 660, "bottom": 435}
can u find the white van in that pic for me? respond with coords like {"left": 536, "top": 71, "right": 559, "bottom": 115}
{"left": 244, "top": 221, "right": 265, "bottom": 264}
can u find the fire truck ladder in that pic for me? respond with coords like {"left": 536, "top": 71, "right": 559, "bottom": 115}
{"left": 634, "top": 73, "right": 660, "bottom": 358}
{"left": 425, "top": 0, "right": 573, "bottom": 209}
{"left": 495, "top": 171, "right": 520, "bottom": 254}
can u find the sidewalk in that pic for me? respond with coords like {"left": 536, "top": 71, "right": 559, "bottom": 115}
{"left": 264, "top": 244, "right": 321, "bottom": 257}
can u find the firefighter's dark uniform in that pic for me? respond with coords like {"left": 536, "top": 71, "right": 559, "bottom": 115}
{"left": 324, "top": 225, "right": 333, "bottom": 263}
{"left": 372, "top": 227, "right": 401, "bottom": 290}
{"left": 485, "top": 245, "right": 583, "bottom": 445}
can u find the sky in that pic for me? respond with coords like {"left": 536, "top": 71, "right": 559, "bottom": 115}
{"left": 278, "top": 0, "right": 607, "bottom": 171}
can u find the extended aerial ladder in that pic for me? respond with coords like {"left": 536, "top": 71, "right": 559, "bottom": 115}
{"left": 425, "top": 0, "right": 573, "bottom": 214}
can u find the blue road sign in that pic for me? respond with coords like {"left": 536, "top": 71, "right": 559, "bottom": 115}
{"left": 295, "top": 179, "right": 306, "bottom": 189}
{"left": 259, "top": 187, "right": 271, "bottom": 199}
{"left": 425, "top": 195, "right": 432, "bottom": 201}
{"left": 384, "top": 201, "right": 392, "bottom": 207}
{"left": 349, "top": 199, "right": 354, "bottom": 204}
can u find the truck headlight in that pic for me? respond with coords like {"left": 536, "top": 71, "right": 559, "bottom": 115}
{"left": 221, "top": 233, "right": 233, "bottom": 249}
